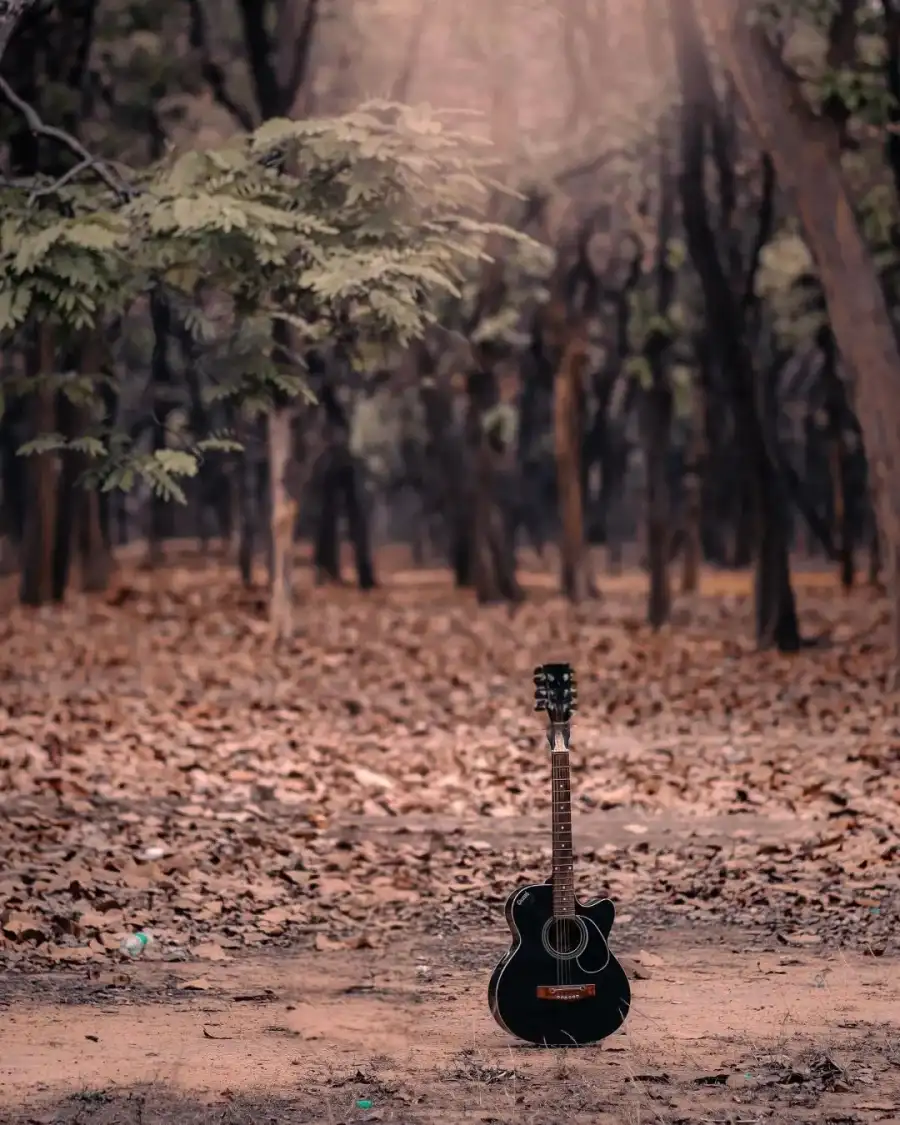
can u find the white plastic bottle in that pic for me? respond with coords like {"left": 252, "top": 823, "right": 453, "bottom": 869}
{"left": 120, "top": 931, "right": 153, "bottom": 957}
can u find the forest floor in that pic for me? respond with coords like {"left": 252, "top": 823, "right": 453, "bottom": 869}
{"left": 1, "top": 545, "right": 899, "bottom": 1124}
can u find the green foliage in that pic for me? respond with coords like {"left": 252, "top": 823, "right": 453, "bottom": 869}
{"left": 624, "top": 354, "right": 652, "bottom": 388}
{"left": 0, "top": 206, "right": 134, "bottom": 334}
{"left": 482, "top": 401, "right": 518, "bottom": 447}
{"left": 1, "top": 100, "right": 524, "bottom": 500}
{"left": 626, "top": 288, "right": 685, "bottom": 360}
{"left": 755, "top": 232, "right": 826, "bottom": 347}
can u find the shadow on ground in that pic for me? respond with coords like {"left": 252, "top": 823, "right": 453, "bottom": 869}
{"left": 1, "top": 1089, "right": 319, "bottom": 1125}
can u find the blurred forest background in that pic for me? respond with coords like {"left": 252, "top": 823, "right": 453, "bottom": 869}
{"left": 2, "top": 0, "right": 900, "bottom": 655}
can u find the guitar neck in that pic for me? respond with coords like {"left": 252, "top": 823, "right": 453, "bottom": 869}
{"left": 549, "top": 722, "right": 576, "bottom": 919}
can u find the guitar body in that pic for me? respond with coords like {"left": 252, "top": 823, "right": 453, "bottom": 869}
{"left": 488, "top": 879, "right": 631, "bottom": 1046}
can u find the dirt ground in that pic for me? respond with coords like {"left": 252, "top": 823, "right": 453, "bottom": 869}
{"left": 1, "top": 547, "right": 899, "bottom": 1123}
{"left": 3, "top": 930, "right": 900, "bottom": 1124}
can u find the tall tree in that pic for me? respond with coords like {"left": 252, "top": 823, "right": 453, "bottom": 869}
{"left": 689, "top": 0, "right": 900, "bottom": 671}
{"left": 671, "top": 0, "right": 800, "bottom": 651}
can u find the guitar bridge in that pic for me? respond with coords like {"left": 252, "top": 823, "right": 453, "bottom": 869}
{"left": 536, "top": 984, "right": 596, "bottom": 1001}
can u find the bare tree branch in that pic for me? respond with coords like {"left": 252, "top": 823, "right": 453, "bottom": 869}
{"left": 0, "top": 0, "right": 39, "bottom": 65}
{"left": 0, "top": 74, "right": 133, "bottom": 200}
{"left": 186, "top": 0, "right": 256, "bottom": 131}
{"left": 27, "top": 156, "right": 92, "bottom": 203}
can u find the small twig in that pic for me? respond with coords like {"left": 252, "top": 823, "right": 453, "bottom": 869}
{"left": 0, "top": 74, "right": 134, "bottom": 201}
{"left": 27, "top": 157, "right": 93, "bottom": 203}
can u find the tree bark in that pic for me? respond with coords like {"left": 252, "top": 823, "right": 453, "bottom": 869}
{"left": 691, "top": 0, "right": 900, "bottom": 666}
{"left": 554, "top": 329, "right": 593, "bottom": 602}
{"left": 267, "top": 405, "right": 296, "bottom": 644}
{"left": 145, "top": 289, "right": 173, "bottom": 569}
{"left": 313, "top": 447, "right": 343, "bottom": 584}
{"left": 641, "top": 114, "right": 677, "bottom": 628}
{"left": 20, "top": 325, "right": 58, "bottom": 607}
{"left": 820, "top": 332, "right": 856, "bottom": 589}
{"left": 681, "top": 345, "right": 707, "bottom": 594}
{"left": 642, "top": 383, "right": 672, "bottom": 625}
{"left": 75, "top": 333, "right": 111, "bottom": 591}
{"left": 464, "top": 371, "right": 521, "bottom": 604}
{"left": 237, "top": 415, "right": 266, "bottom": 588}
{"left": 341, "top": 453, "right": 376, "bottom": 590}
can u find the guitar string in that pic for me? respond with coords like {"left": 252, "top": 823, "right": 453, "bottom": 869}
{"left": 552, "top": 755, "right": 557, "bottom": 991}
{"left": 551, "top": 738, "right": 572, "bottom": 986}
{"left": 557, "top": 741, "right": 567, "bottom": 986}
{"left": 552, "top": 747, "right": 559, "bottom": 987}
{"left": 552, "top": 746, "right": 559, "bottom": 987}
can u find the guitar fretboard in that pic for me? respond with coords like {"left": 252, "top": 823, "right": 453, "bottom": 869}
{"left": 550, "top": 728, "right": 576, "bottom": 919}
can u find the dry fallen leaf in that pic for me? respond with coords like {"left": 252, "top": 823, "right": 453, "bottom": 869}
{"left": 0, "top": 558, "right": 896, "bottom": 977}
{"left": 46, "top": 945, "right": 95, "bottom": 963}
{"left": 1, "top": 912, "right": 48, "bottom": 942}
{"left": 634, "top": 949, "right": 665, "bottom": 967}
{"left": 181, "top": 977, "right": 213, "bottom": 991}
{"left": 314, "top": 934, "right": 347, "bottom": 952}
{"left": 193, "top": 942, "right": 230, "bottom": 962}
{"left": 777, "top": 932, "right": 823, "bottom": 947}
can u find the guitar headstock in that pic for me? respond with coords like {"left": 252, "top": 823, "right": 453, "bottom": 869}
{"left": 533, "top": 662, "right": 577, "bottom": 724}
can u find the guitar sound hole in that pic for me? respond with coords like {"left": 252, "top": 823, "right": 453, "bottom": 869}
{"left": 541, "top": 916, "right": 589, "bottom": 960}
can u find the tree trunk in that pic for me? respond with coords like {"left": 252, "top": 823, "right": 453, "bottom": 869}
{"left": 75, "top": 333, "right": 111, "bottom": 591}
{"left": 681, "top": 360, "right": 707, "bottom": 593}
{"left": 145, "top": 289, "right": 173, "bottom": 569}
{"left": 419, "top": 381, "right": 471, "bottom": 588}
{"left": 824, "top": 405, "right": 855, "bottom": 590}
{"left": 1, "top": 391, "right": 27, "bottom": 576}
{"left": 341, "top": 454, "right": 376, "bottom": 589}
{"left": 673, "top": 0, "right": 800, "bottom": 652}
{"left": 554, "top": 331, "right": 593, "bottom": 602}
{"left": 754, "top": 495, "right": 800, "bottom": 650}
{"left": 51, "top": 389, "right": 78, "bottom": 602}
{"left": 754, "top": 356, "right": 801, "bottom": 651}
{"left": 691, "top": 0, "right": 900, "bottom": 666}
{"left": 642, "top": 386, "right": 673, "bottom": 626}
{"left": 268, "top": 406, "right": 296, "bottom": 644}
{"left": 78, "top": 490, "right": 110, "bottom": 591}
{"left": 471, "top": 432, "right": 502, "bottom": 604}
{"left": 869, "top": 501, "right": 883, "bottom": 587}
{"left": 237, "top": 416, "right": 265, "bottom": 587}
{"left": 20, "top": 325, "right": 58, "bottom": 607}
{"left": 820, "top": 330, "right": 857, "bottom": 590}
{"left": 313, "top": 448, "right": 342, "bottom": 584}
{"left": 642, "top": 109, "right": 677, "bottom": 627}
{"left": 463, "top": 370, "right": 521, "bottom": 604}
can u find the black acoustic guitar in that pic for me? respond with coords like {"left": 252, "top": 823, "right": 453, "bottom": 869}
{"left": 488, "top": 662, "right": 631, "bottom": 1046}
